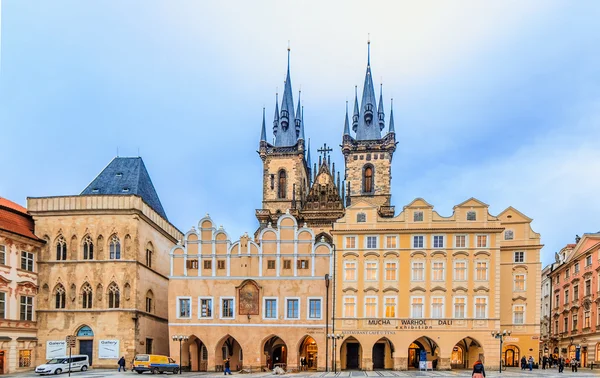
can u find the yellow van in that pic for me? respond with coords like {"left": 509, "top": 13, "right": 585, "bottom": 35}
{"left": 133, "top": 354, "right": 179, "bottom": 374}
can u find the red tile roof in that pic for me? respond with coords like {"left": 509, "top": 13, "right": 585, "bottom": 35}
{"left": 0, "top": 197, "right": 28, "bottom": 214}
{"left": 0, "top": 197, "right": 41, "bottom": 241}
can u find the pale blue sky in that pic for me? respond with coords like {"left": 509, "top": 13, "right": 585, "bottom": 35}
{"left": 1, "top": 1, "right": 599, "bottom": 266}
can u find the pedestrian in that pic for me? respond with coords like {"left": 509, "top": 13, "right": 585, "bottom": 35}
{"left": 528, "top": 356, "right": 534, "bottom": 371}
{"left": 521, "top": 356, "right": 527, "bottom": 370}
{"left": 571, "top": 358, "right": 578, "bottom": 372}
{"left": 224, "top": 358, "right": 232, "bottom": 375}
{"left": 559, "top": 357, "right": 565, "bottom": 373}
{"left": 542, "top": 356, "right": 547, "bottom": 369}
{"left": 472, "top": 359, "right": 486, "bottom": 378}
{"left": 118, "top": 356, "right": 126, "bottom": 372}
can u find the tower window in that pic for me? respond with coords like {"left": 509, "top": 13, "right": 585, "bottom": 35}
{"left": 278, "top": 170, "right": 287, "bottom": 199}
{"left": 363, "top": 165, "right": 374, "bottom": 194}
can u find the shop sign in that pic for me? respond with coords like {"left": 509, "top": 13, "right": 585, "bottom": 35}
{"left": 362, "top": 318, "right": 454, "bottom": 329}
{"left": 504, "top": 337, "right": 519, "bottom": 343}
{"left": 98, "top": 340, "right": 120, "bottom": 359}
{"left": 46, "top": 341, "right": 67, "bottom": 359}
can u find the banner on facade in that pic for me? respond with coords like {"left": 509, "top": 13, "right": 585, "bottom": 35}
{"left": 46, "top": 341, "right": 67, "bottom": 359}
{"left": 98, "top": 340, "right": 120, "bottom": 359}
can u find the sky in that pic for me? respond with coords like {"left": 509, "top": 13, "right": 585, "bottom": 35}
{"left": 1, "top": 1, "right": 599, "bottom": 266}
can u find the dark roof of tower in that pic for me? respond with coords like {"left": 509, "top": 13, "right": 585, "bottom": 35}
{"left": 81, "top": 157, "right": 168, "bottom": 220}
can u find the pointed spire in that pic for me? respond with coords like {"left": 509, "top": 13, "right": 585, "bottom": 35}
{"left": 389, "top": 98, "right": 395, "bottom": 134}
{"left": 273, "top": 92, "right": 279, "bottom": 137}
{"left": 280, "top": 46, "right": 295, "bottom": 128}
{"left": 260, "top": 107, "right": 267, "bottom": 142}
{"left": 355, "top": 39, "right": 381, "bottom": 140}
{"left": 299, "top": 105, "right": 305, "bottom": 141}
{"left": 367, "top": 35, "right": 371, "bottom": 66}
{"left": 377, "top": 83, "right": 385, "bottom": 131}
{"left": 274, "top": 47, "right": 298, "bottom": 147}
{"left": 343, "top": 101, "right": 350, "bottom": 136}
{"left": 295, "top": 90, "right": 302, "bottom": 138}
{"left": 307, "top": 138, "right": 312, "bottom": 170}
{"left": 352, "top": 86, "right": 359, "bottom": 132}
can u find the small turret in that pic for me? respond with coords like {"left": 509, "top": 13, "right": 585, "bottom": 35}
{"left": 295, "top": 91, "right": 302, "bottom": 138}
{"left": 377, "top": 84, "right": 385, "bottom": 131}
{"left": 273, "top": 93, "right": 279, "bottom": 137}
{"left": 343, "top": 101, "right": 350, "bottom": 136}
{"left": 388, "top": 98, "right": 395, "bottom": 134}
{"left": 260, "top": 107, "right": 267, "bottom": 142}
{"left": 352, "top": 86, "right": 359, "bottom": 132}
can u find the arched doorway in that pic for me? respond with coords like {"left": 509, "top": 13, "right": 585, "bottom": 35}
{"left": 76, "top": 325, "right": 94, "bottom": 366}
{"left": 451, "top": 337, "right": 484, "bottom": 369}
{"left": 503, "top": 345, "right": 520, "bottom": 367}
{"left": 216, "top": 335, "right": 243, "bottom": 371}
{"left": 340, "top": 337, "right": 362, "bottom": 370}
{"left": 298, "top": 335, "right": 318, "bottom": 371}
{"left": 263, "top": 336, "right": 287, "bottom": 370}
{"left": 184, "top": 335, "right": 207, "bottom": 372}
{"left": 408, "top": 337, "right": 440, "bottom": 370}
{"left": 372, "top": 338, "right": 394, "bottom": 370}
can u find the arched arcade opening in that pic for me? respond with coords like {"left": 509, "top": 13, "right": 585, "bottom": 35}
{"left": 372, "top": 337, "right": 394, "bottom": 370}
{"left": 263, "top": 336, "right": 287, "bottom": 370}
{"left": 182, "top": 335, "right": 207, "bottom": 372}
{"left": 408, "top": 336, "right": 440, "bottom": 370}
{"left": 298, "top": 335, "right": 318, "bottom": 371}
{"left": 216, "top": 335, "right": 243, "bottom": 371}
{"left": 340, "top": 337, "right": 362, "bottom": 370}
{"left": 451, "top": 337, "right": 484, "bottom": 369}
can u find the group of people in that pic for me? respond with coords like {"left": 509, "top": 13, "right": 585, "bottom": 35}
{"left": 520, "top": 356, "right": 536, "bottom": 371}
{"left": 541, "top": 355, "right": 580, "bottom": 373}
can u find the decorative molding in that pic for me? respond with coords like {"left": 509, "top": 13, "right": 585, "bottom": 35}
{"left": 430, "top": 286, "right": 447, "bottom": 292}
{"left": 474, "top": 251, "right": 491, "bottom": 257}
{"left": 452, "top": 286, "right": 468, "bottom": 292}
{"left": 342, "top": 287, "right": 358, "bottom": 293}
{"left": 343, "top": 251, "right": 359, "bottom": 258}
{"left": 431, "top": 251, "right": 447, "bottom": 258}
{"left": 512, "top": 264, "right": 528, "bottom": 271}
{"left": 383, "top": 251, "right": 399, "bottom": 258}
{"left": 512, "top": 295, "right": 527, "bottom": 302}
{"left": 409, "top": 286, "right": 426, "bottom": 293}
{"left": 364, "top": 251, "right": 380, "bottom": 258}
{"left": 452, "top": 251, "right": 469, "bottom": 257}
{"left": 473, "top": 286, "right": 490, "bottom": 292}
{"left": 364, "top": 286, "right": 379, "bottom": 293}
{"left": 410, "top": 251, "right": 427, "bottom": 258}
{"left": 383, "top": 287, "right": 399, "bottom": 293}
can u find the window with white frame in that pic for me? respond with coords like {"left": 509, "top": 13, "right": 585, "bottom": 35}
{"left": 365, "top": 296, "right": 377, "bottom": 318}
{"left": 412, "top": 261, "right": 424, "bottom": 281}
{"left": 264, "top": 298, "right": 277, "bottom": 319}
{"left": 514, "top": 274, "right": 526, "bottom": 291}
{"left": 432, "top": 261, "right": 445, "bottom": 281}
{"left": 431, "top": 297, "right": 444, "bottom": 318}
{"left": 455, "top": 235, "right": 466, "bottom": 248}
{"left": 433, "top": 235, "right": 444, "bottom": 249}
{"left": 177, "top": 297, "right": 191, "bottom": 319}
{"left": 384, "top": 296, "right": 397, "bottom": 318}
{"left": 365, "top": 261, "right": 378, "bottom": 281}
{"left": 587, "top": 255, "right": 592, "bottom": 267}
{"left": 20, "top": 251, "right": 34, "bottom": 272}
{"left": 513, "top": 304, "right": 525, "bottom": 324}
{"left": 504, "top": 230, "right": 514, "bottom": 240}
{"left": 585, "top": 311, "right": 591, "bottom": 328}
{"left": 453, "top": 296, "right": 466, "bottom": 318}
{"left": 344, "top": 261, "right": 357, "bottom": 281}
{"left": 411, "top": 296, "right": 424, "bottom": 318}
{"left": 0, "top": 292, "right": 6, "bottom": 319}
{"left": 573, "top": 313, "right": 578, "bottom": 330}
{"left": 564, "top": 316, "right": 568, "bottom": 332}
{"left": 345, "top": 236, "right": 357, "bottom": 249}
{"left": 413, "top": 235, "right": 424, "bottom": 249}
{"left": 564, "top": 289, "right": 569, "bottom": 304}
{"left": 476, "top": 235, "right": 488, "bottom": 248}
{"left": 475, "top": 261, "right": 488, "bottom": 281}
{"left": 454, "top": 261, "right": 467, "bottom": 281}
{"left": 514, "top": 251, "right": 524, "bottom": 263}
{"left": 0, "top": 245, "right": 5, "bottom": 265}
{"left": 575, "top": 262, "right": 580, "bottom": 273}
{"left": 385, "top": 235, "right": 398, "bottom": 249}
{"left": 343, "top": 296, "right": 356, "bottom": 318}
{"left": 586, "top": 280, "right": 591, "bottom": 296}
{"left": 385, "top": 261, "right": 397, "bottom": 281}
{"left": 221, "top": 297, "right": 234, "bottom": 319}
{"left": 414, "top": 211, "right": 424, "bottom": 222}
{"left": 574, "top": 285, "right": 579, "bottom": 299}
{"left": 308, "top": 298, "right": 321, "bottom": 319}
{"left": 366, "top": 236, "right": 378, "bottom": 249}
{"left": 474, "top": 297, "right": 487, "bottom": 319}
{"left": 285, "top": 298, "right": 299, "bottom": 319}
{"left": 20, "top": 296, "right": 33, "bottom": 321}
{"left": 199, "top": 297, "right": 213, "bottom": 318}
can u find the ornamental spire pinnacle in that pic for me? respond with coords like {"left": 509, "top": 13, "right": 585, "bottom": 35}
{"left": 272, "top": 92, "right": 279, "bottom": 137}
{"left": 343, "top": 101, "right": 350, "bottom": 136}
{"left": 377, "top": 83, "right": 385, "bottom": 131}
{"left": 260, "top": 107, "right": 267, "bottom": 142}
{"left": 389, "top": 98, "right": 395, "bottom": 134}
{"left": 352, "top": 86, "right": 359, "bottom": 132}
{"left": 355, "top": 38, "right": 382, "bottom": 140}
{"left": 274, "top": 46, "right": 298, "bottom": 146}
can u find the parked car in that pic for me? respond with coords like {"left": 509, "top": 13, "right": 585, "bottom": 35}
{"left": 35, "top": 355, "right": 89, "bottom": 375}
{"left": 133, "top": 354, "right": 179, "bottom": 374}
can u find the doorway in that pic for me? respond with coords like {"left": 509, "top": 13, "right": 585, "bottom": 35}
{"left": 0, "top": 350, "right": 5, "bottom": 374}
{"left": 373, "top": 343, "right": 385, "bottom": 369}
{"left": 503, "top": 345, "right": 520, "bottom": 367}
{"left": 79, "top": 340, "right": 93, "bottom": 366}
{"left": 346, "top": 343, "right": 360, "bottom": 369}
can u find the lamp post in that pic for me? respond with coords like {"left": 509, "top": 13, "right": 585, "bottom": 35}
{"left": 325, "top": 274, "right": 330, "bottom": 372}
{"left": 491, "top": 330, "right": 511, "bottom": 373}
{"left": 172, "top": 335, "right": 189, "bottom": 374}
{"left": 327, "top": 333, "right": 344, "bottom": 373}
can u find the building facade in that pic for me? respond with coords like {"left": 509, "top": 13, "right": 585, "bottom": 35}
{"left": 27, "top": 157, "right": 182, "bottom": 368}
{"left": 0, "top": 197, "right": 45, "bottom": 375}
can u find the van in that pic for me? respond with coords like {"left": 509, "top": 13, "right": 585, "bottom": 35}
{"left": 133, "top": 354, "right": 179, "bottom": 374}
{"left": 35, "top": 355, "right": 89, "bottom": 375}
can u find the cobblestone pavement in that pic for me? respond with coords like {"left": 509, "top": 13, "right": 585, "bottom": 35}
{"left": 7, "top": 368, "right": 600, "bottom": 378}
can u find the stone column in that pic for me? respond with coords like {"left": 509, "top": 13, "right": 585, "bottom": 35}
{"left": 437, "top": 357, "right": 451, "bottom": 370}
{"left": 393, "top": 356, "right": 405, "bottom": 371}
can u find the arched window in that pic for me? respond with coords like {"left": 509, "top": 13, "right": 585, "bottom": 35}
{"left": 145, "top": 290, "right": 154, "bottom": 313}
{"left": 108, "top": 283, "right": 120, "bottom": 309}
{"left": 82, "top": 283, "right": 93, "bottom": 309}
{"left": 56, "top": 236, "right": 67, "bottom": 260}
{"left": 109, "top": 235, "right": 121, "bottom": 260}
{"left": 278, "top": 170, "right": 287, "bottom": 199}
{"left": 363, "top": 165, "right": 374, "bottom": 194}
{"left": 83, "top": 235, "right": 94, "bottom": 260}
{"left": 54, "top": 284, "right": 66, "bottom": 309}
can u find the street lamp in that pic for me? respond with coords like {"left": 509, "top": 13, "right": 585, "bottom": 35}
{"left": 172, "top": 335, "right": 189, "bottom": 374}
{"left": 324, "top": 274, "right": 330, "bottom": 372}
{"left": 327, "top": 333, "right": 344, "bottom": 373}
{"left": 491, "top": 330, "right": 511, "bottom": 373}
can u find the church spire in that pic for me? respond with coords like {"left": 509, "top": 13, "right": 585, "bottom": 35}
{"left": 260, "top": 107, "right": 267, "bottom": 142}
{"left": 377, "top": 83, "right": 385, "bottom": 131}
{"left": 300, "top": 105, "right": 305, "bottom": 141}
{"left": 352, "top": 86, "right": 359, "bottom": 132}
{"left": 272, "top": 92, "right": 279, "bottom": 138}
{"left": 355, "top": 39, "right": 382, "bottom": 140}
{"left": 295, "top": 91, "right": 302, "bottom": 139}
{"left": 274, "top": 47, "right": 298, "bottom": 147}
{"left": 343, "top": 101, "right": 350, "bottom": 136}
{"left": 389, "top": 98, "right": 395, "bottom": 134}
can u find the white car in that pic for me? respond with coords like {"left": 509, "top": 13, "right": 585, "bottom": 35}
{"left": 35, "top": 355, "right": 89, "bottom": 375}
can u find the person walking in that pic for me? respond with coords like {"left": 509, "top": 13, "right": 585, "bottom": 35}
{"left": 528, "top": 356, "right": 534, "bottom": 371}
{"left": 542, "top": 356, "right": 547, "bottom": 369}
{"left": 224, "top": 358, "right": 232, "bottom": 375}
{"left": 472, "top": 359, "right": 486, "bottom": 378}
{"left": 558, "top": 357, "right": 565, "bottom": 373}
{"left": 571, "top": 358, "right": 578, "bottom": 372}
{"left": 521, "top": 356, "right": 527, "bottom": 370}
{"left": 118, "top": 356, "right": 126, "bottom": 372}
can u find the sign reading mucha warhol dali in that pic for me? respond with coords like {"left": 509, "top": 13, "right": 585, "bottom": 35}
{"left": 238, "top": 280, "right": 259, "bottom": 315}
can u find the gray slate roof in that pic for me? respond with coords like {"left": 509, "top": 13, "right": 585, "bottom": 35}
{"left": 81, "top": 157, "right": 168, "bottom": 220}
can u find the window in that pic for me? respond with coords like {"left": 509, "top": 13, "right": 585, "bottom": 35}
{"left": 505, "top": 230, "right": 514, "bottom": 240}
{"left": 363, "top": 165, "right": 374, "bottom": 193}
{"left": 575, "top": 262, "right": 580, "bottom": 273}
{"left": 20, "top": 251, "right": 34, "bottom": 272}
{"left": 384, "top": 296, "right": 397, "bottom": 318}
{"left": 217, "top": 260, "right": 225, "bottom": 270}
{"left": 146, "top": 297, "right": 153, "bottom": 313}
{"left": 187, "top": 260, "right": 199, "bottom": 269}
{"left": 411, "top": 297, "right": 424, "bottom": 318}
{"left": 297, "top": 260, "right": 309, "bottom": 269}
{"left": 146, "top": 339, "right": 153, "bottom": 355}
{"left": 286, "top": 298, "right": 299, "bottom": 319}
{"left": 83, "top": 236, "right": 94, "bottom": 260}
{"left": 587, "top": 255, "right": 593, "bottom": 267}
{"left": 467, "top": 211, "right": 476, "bottom": 221}
{"left": 345, "top": 236, "right": 357, "bottom": 249}
{"left": 564, "top": 316, "right": 568, "bottom": 332}
{"left": 56, "top": 236, "right": 67, "bottom": 260}
{"left": 267, "top": 260, "right": 276, "bottom": 269}
{"left": 564, "top": 289, "right": 569, "bottom": 304}
{"left": 20, "top": 296, "right": 33, "bottom": 321}
{"left": 454, "top": 261, "right": 467, "bottom": 281}
{"left": 0, "top": 244, "right": 5, "bottom": 265}
{"left": 283, "top": 260, "right": 291, "bottom": 269}
{"left": 199, "top": 297, "right": 212, "bottom": 318}
{"left": 82, "top": 284, "right": 93, "bottom": 309}
{"left": 433, "top": 235, "right": 444, "bottom": 249}
{"left": 278, "top": 170, "right": 287, "bottom": 199}
{"left": 365, "top": 297, "right": 377, "bottom": 317}
{"left": 474, "top": 297, "right": 487, "bottom": 319}
{"left": 0, "top": 292, "right": 5, "bottom": 319}
{"left": 432, "top": 261, "right": 444, "bottom": 281}
{"left": 385, "top": 262, "right": 397, "bottom": 281}
{"left": 146, "top": 248, "right": 153, "bottom": 268}
{"left": 108, "top": 283, "right": 120, "bottom": 309}
{"left": 514, "top": 274, "right": 526, "bottom": 291}
{"left": 178, "top": 297, "right": 191, "bottom": 318}
{"left": 513, "top": 305, "right": 525, "bottom": 324}
{"left": 514, "top": 251, "right": 524, "bottom": 263}
{"left": 585, "top": 311, "right": 591, "bottom": 328}
{"left": 357, "top": 213, "right": 366, "bottom": 222}
{"left": 413, "top": 235, "right": 424, "bottom": 249}
{"left": 109, "top": 235, "right": 121, "bottom": 260}
{"left": 566, "top": 269, "right": 570, "bottom": 279}
{"left": 476, "top": 235, "right": 488, "bottom": 248}
{"left": 555, "top": 294, "right": 560, "bottom": 307}
{"left": 343, "top": 296, "right": 356, "bottom": 318}
{"left": 385, "top": 235, "right": 397, "bottom": 248}
{"left": 414, "top": 211, "right": 423, "bottom": 222}
{"left": 454, "top": 297, "right": 466, "bottom": 318}
{"left": 365, "top": 261, "right": 378, "bottom": 281}
{"left": 586, "top": 280, "right": 591, "bottom": 296}
{"left": 366, "top": 236, "right": 378, "bottom": 249}
{"left": 221, "top": 297, "right": 234, "bottom": 319}
{"left": 344, "top": 261, "right": 357, "bottom": 281}
{"left": 308, "top": 298, "right": 321, "bottom": 319}
{"left": 264, "top": 298, "right": 277, "bottom": 319}
{"left": 55, "top": 284, "right": 66, "bottom": 309}
{"left": 573, "top": 313, "right": 578, "bottom": 330}
{"left": 472, "top": 263, "right": 487, "bottom": 284}
{"left": 431, "top": 297, "right": 444, "bottom": 318}
{"left": 19, "top": 350, "right": 31, "bottom": 368}
{"left": 204, "top": 260, "right": 212, "bottom": 269}
{"left": 412, "top": 261, "right": 424, "bottom": 281}
{"left": 455, "top": 235, "right": 466, "bottom": 248}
